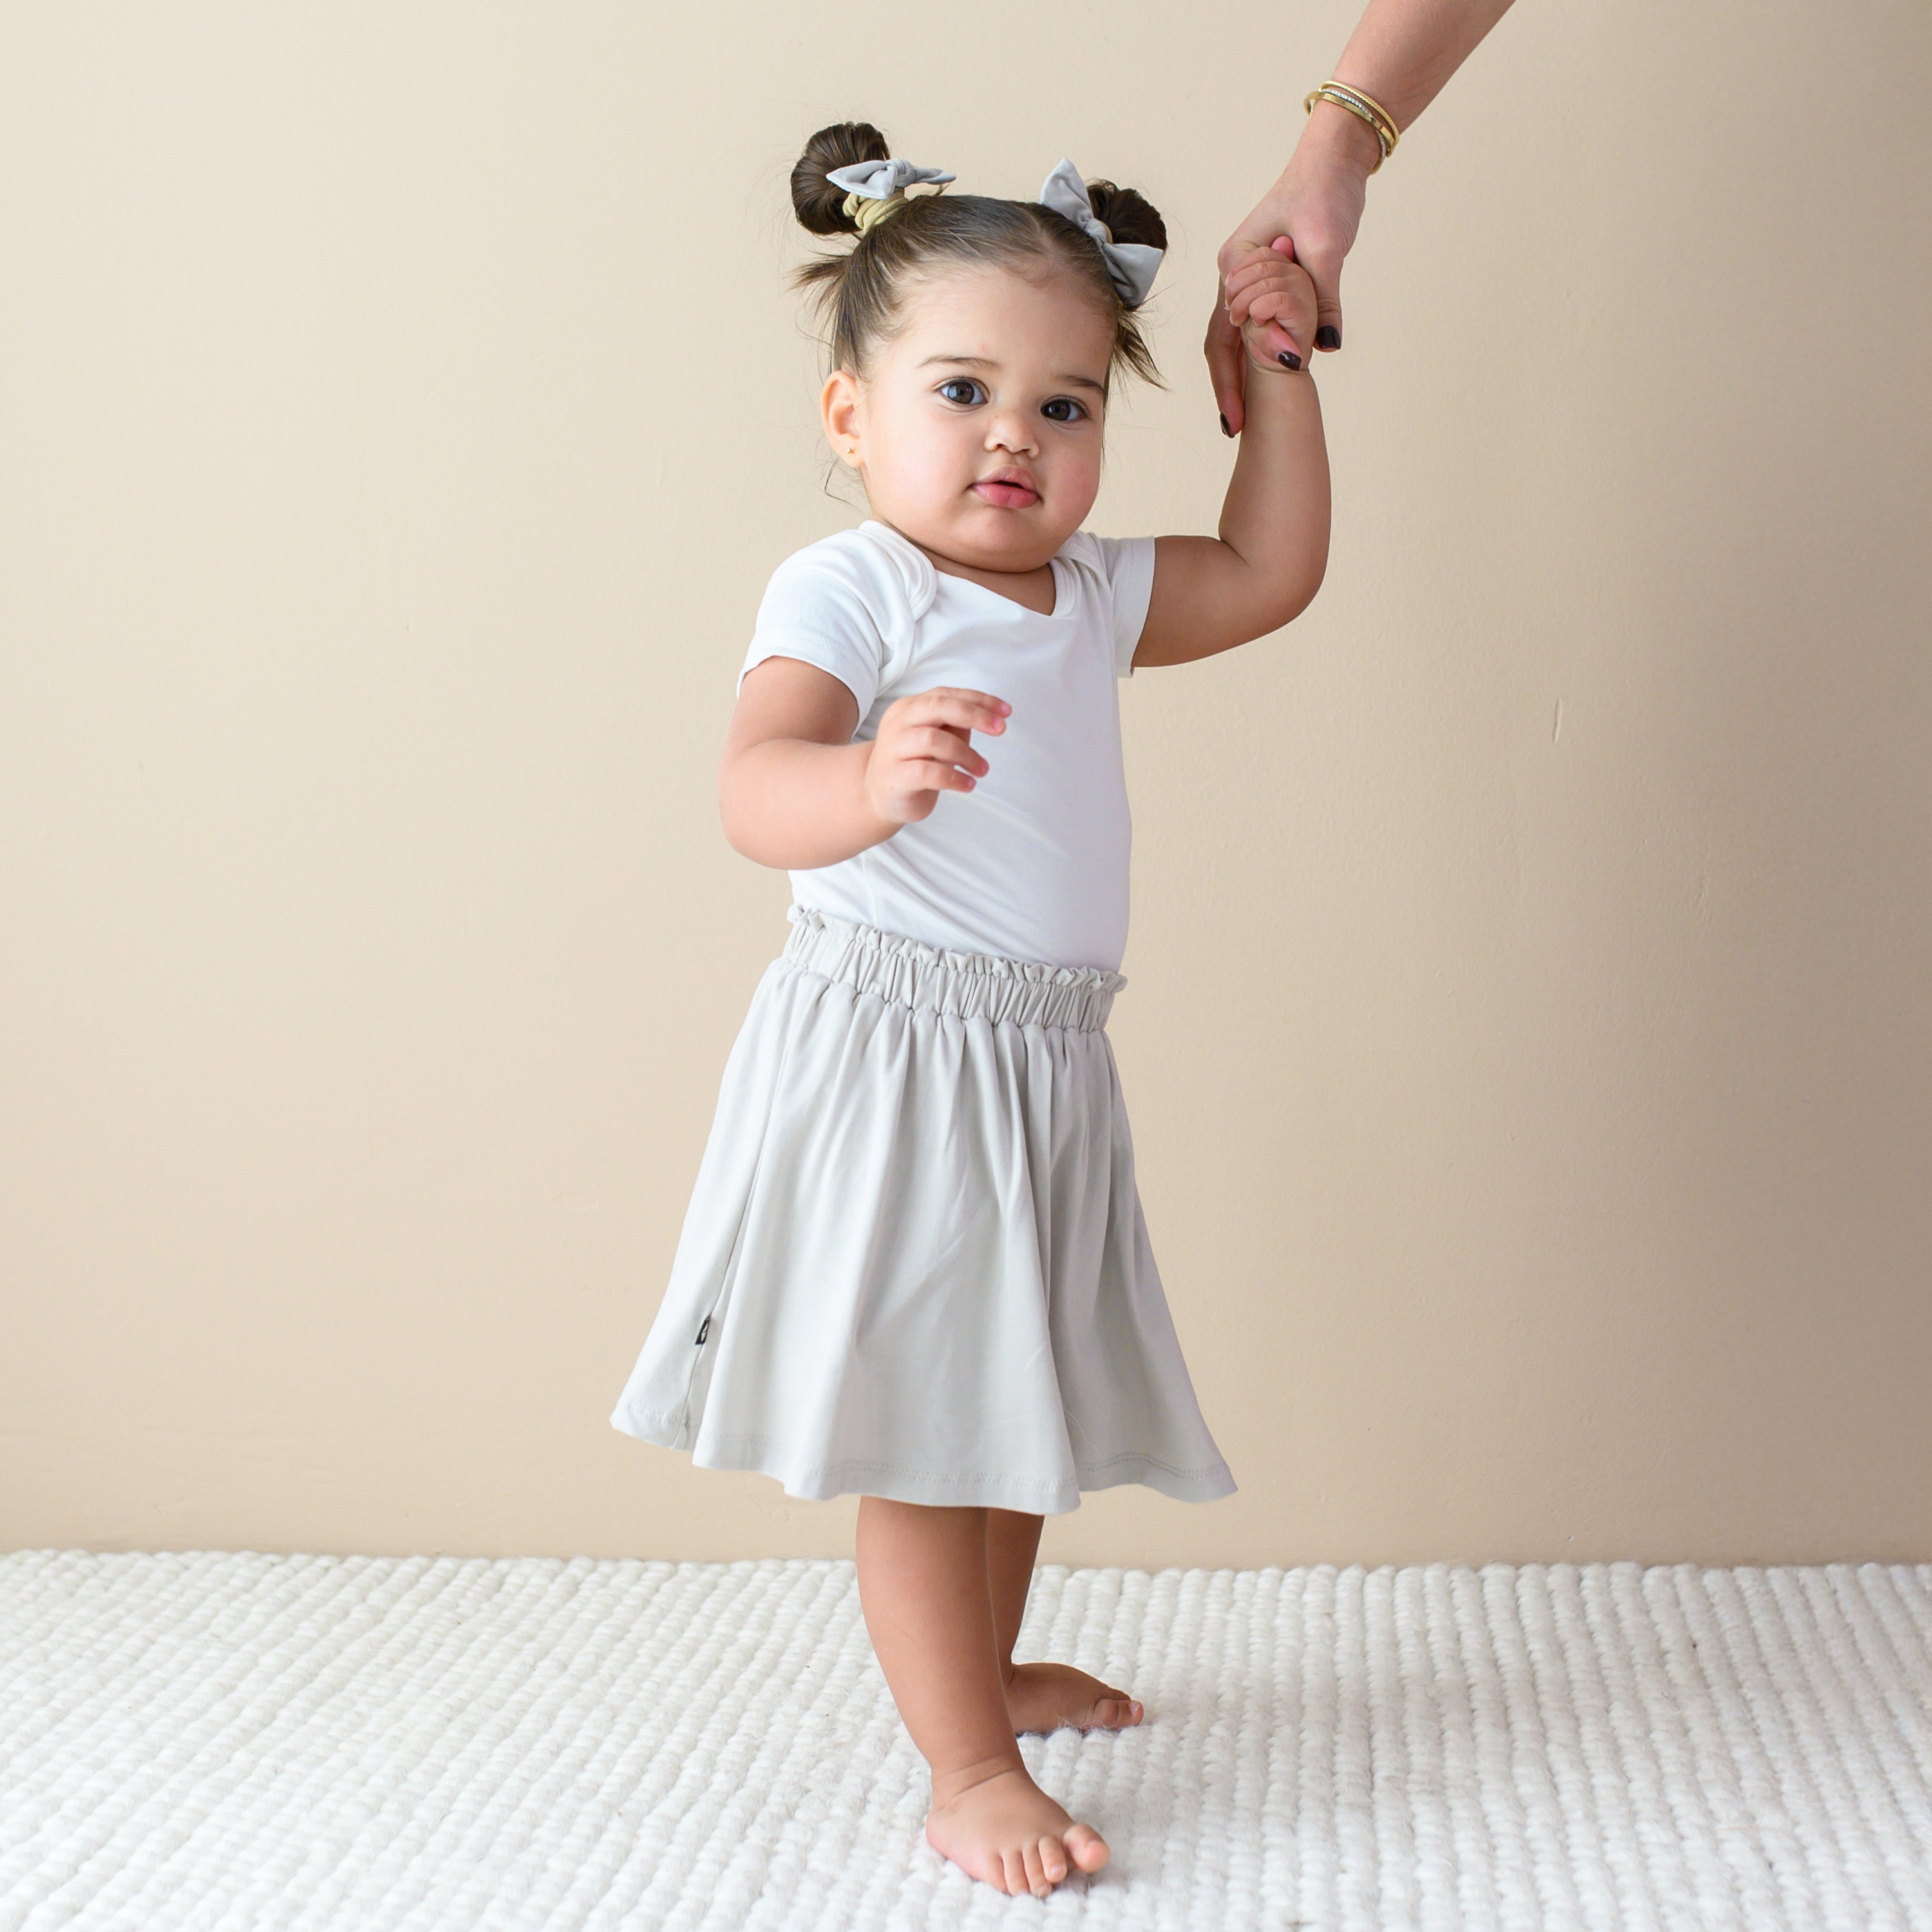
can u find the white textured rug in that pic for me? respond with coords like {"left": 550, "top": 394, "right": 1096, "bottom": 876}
{"left": 3, "top": 1554, "right": 1930, "bottom": 1930}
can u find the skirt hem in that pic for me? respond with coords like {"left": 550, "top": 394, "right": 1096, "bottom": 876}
{"left": 610, "top": 1410, "right": 1236, "bottom": 1513}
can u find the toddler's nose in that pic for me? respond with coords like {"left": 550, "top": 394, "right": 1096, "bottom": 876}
{"left": 986, "top": 412, "right": 1038, "bottom": 455}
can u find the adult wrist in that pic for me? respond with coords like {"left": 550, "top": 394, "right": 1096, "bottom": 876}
{"left": 1300, "top": 95, "right": 1383, "bottom": 182}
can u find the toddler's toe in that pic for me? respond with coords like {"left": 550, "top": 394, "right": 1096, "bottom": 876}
{"left": 1066, "top": 1822, "right": 1110, "bottom": 1874}
{"left": 1021, "top": 1840, "right": 1050, "bottom": 1897}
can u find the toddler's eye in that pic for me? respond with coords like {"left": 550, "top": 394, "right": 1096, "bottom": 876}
{"left": 1042, "top": 397, "right": 1088, "bottom": 424}
{"left": 938, "top": 377, "right": 986, "bottom": 407}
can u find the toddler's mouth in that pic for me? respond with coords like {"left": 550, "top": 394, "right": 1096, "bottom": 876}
{"left": 971, "top": 471, "right": 1040, "bottom": 509}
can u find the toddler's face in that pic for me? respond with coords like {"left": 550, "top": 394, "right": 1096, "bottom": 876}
{"left": 824, "top": 263, "right": 1114, "bottom": 576}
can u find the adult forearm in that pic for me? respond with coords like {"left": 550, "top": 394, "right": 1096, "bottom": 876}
{"left": 1326, "top": 0, "right": 1516, "bottom": 131}
{"left": 718, "top": 738, "right": 897, "bottom": 871}
{"left": 1208, "top": 0, "right": 1516, "bottom": 429}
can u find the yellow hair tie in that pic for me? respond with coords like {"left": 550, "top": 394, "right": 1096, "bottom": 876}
{"left": 844, "top": 189, "right": 906, "bottom": 236}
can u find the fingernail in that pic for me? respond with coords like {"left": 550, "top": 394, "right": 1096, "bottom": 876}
{"left": 1316, "top": 325, "right": 1341, "bottom": 351}
{"left": 1278, "top": 351, "right": 1302, "bottom": 371}
{"left": 1219, "top": 412, "right": 1232, "bottom": 437}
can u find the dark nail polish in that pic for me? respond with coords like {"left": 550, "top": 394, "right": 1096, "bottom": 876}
{"left": 1316, "top": 325, "right": 1341, "bottom": 351}
{"left": 1219, "top": 412, "right": 1232, "bottom": 437}
{"left": 1278, "top": 351, "right": 1302, "bottom": 371}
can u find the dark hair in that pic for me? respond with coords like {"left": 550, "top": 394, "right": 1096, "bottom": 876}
{"left": 789, "top": 121, "right": 1166, "bottom": 391}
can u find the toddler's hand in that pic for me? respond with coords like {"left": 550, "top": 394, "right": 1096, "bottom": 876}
{"left": 864, "top": 686, "right": 1009, "bottom": 826}
{"left": 1222, "top": 236, "right": 1320, "bottom": 374}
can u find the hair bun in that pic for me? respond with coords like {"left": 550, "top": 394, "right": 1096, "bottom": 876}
{"left": 1082, "top": 180, "right": 1168, "bottom": 256}
{"left": 791, "top": 122, "right": 893, "bottom": 236}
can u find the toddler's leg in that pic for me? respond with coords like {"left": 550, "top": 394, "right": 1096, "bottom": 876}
{"left": 855, "top": 1497, "right": 1108, "bottom": 1897}
{"left": 985, "top": 1509, "right": 1145, "bottom": 1735}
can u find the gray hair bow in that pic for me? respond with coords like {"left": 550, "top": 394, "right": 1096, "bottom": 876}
{"left": 824, "top": 158, "right": 956, "bottom": 202}
{"left": 1037, "top": 158, "right": 1163, "bottom": 310}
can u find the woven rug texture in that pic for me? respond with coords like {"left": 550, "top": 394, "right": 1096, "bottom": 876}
{"left": 3, "top": 1552, "right": 1930, "bottom": 1930}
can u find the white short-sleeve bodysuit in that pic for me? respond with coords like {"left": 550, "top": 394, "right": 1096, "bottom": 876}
{"left": 741, "top": 517, "right": 1155, "bottom": 971}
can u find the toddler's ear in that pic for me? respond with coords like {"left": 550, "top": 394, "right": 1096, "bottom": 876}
{"left": 820, "top": 367, "right": 864, "bottom": 466}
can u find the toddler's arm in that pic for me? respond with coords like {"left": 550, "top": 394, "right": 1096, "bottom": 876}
{"left": 1133, "top": 240, "right": 1333, "bottom": 667}
{"left": 719, "top": 659, "right": 1009, "bottom": 869}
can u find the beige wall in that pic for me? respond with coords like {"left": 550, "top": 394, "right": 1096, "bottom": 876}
{"left": 4, "top": 3, "right": 1928, "bottom": 1569}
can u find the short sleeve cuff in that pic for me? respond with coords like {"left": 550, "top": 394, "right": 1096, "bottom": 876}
{"left": 1112, "top": 537, "right": 1157, "bottom": 677}
{"left": 737, "top": 636, "right": 878, "bottom": 721}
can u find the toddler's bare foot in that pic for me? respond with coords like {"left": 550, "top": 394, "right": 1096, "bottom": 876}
{"left": 1005, "top": 1660, "right": 1144, "bottom": 1734}
{"left": 925, "top": 1760, "right": 1109, "bottom": 1897}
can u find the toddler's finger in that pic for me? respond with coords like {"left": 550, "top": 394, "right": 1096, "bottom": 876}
{"left": 1248, "top": 291, "right": 1316, "bottom": 348}
{"left": 919, "top": 688, "right": 1010, "bottom": 732}
{"left": 899, "top": 757, "right": 976, "bottom": 795}
{"left": 1226, "top": 276, "right": 1289, "bottom": 327}
{"left": 901, "top": 723, "right": 987, "bottom": 775}
{"left": 1222, "top": 261, "right": 1284, "bottom": 310}
{"left": 1217, "top": 232, "right": 1276, "bottom": 273}
{"left": 1222, "top": 253, "right": 1280, "bottom": 292}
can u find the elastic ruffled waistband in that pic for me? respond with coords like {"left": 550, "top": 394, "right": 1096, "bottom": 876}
{"left": 781, "top": 905, "right": 1124, "bottom": 1032}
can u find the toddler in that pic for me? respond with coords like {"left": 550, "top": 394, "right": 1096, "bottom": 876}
{"left": 612, "top": 120, "right": 1329, "bottom": 1898}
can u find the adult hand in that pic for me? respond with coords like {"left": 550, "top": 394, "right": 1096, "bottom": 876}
{"left": 1207, "top": 109, "right": 1379, "bottom": 434}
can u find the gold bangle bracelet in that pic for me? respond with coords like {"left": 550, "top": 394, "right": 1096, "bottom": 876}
{"left": 1311, "top": 81, "right": 1399, "bottom": 155}
{"left": 1303, "top": 82, "right": 1399, "bottom": 171}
